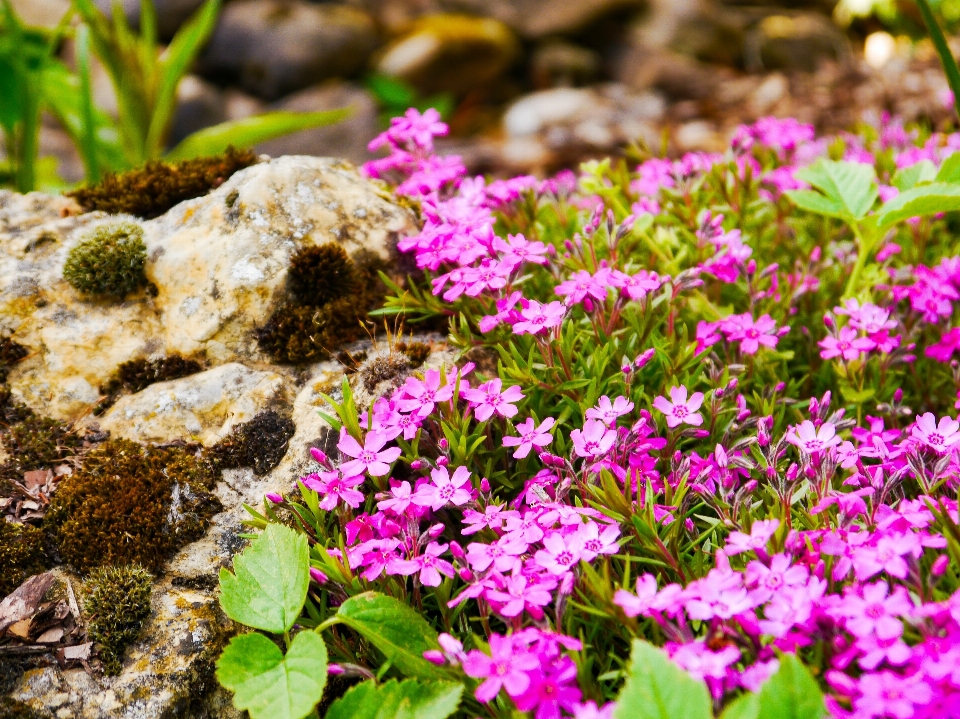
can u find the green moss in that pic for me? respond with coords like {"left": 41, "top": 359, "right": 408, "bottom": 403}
{"left": 66, "top": 147, "right": 258, "bottom": 219}
{"left": 95, "top": 354, "right": 204, "bottom": 415}
{"left": 83, "top": 564, "right": 153, "bottom": 676}
{"left": 0, "top": 521, "right": 49, "bottom": 597}
{"left": 208, "top": 410, "right": 295, "bottom": 476}
{"left": 44, "top": 439, "right": 222, "bottom": 574}
{"left": 0, "top": 698, "right": 51, "bottom": 719}
{"left": 396, "top": 340, "right": 431, "bottom": 368}
{"left": 0, "top": 393, "right": 83, "bottom": 474}
{"left": 63, "top": 221, "right": 147, "bottom": 298}
{"left": 0, "top": 336, "right": 28, "bottom": 382}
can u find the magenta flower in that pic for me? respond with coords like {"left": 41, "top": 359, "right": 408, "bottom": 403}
{"left": 466, "top": 535, "right": 528, "bottom": 573}
{"left": 819, "top": 326, "right": 876, "bottom": 361}
{"left": 376, "top": 480, "right": 414, "bottom": 515}
{"left": 833, "top": 582, "right": 911, "bottom": 639}
{"left": 786, "top": 420, "right": 841, "bottom": 454}
{"left": 462, "top": 634, "right": 539, "bottom": 702}
{"left": 412, "top": 466, "right": 473, "bottom": 511}
{"left": 725, "top": 519, "right": 779, "bottom": 555}
{"left": 854, "top": 672, "right": 933, "bottom": 719}
{"left": 303, "top": 470, "right": 365, "bottom": 510}
{"left": 614, "top": 574, "right": 684, "bottom": 618}
{"left": 503, "top": 417, "right": 556, "bottom": 458}
{"left": 570, "top": 419, "right": 617, "bottom": 458}
{"left": 397, "top": 368, "right": 454, "bottom": 415}
{"left": 576, "top": 521, "right": 620, "bottom": 560}
{"left": 338, "top": 429, "right": 402, "bottom": 477}
{"left": 513, "top": 655, "right": 582, "bottom": 719}
{"left": 911, "top": 412, "right": 960, "bottom": 453}
{"left": 669, "top": 641, "right": 740, "bottom": 683}
{"left": 494, "top": 233, "right": 549, "bottom": 269}
{"left": 727, "top": 313, "right": 781, "bottom": 354}
{"left": 585, "top": 395, "right": 635, "bottom": 426}
{"left": 484, "top": 573, "right": 555, "bottom": 619}
{"left": 390, "top": 542, "right": 455, "bottom": 586}
{"left": 513, "top": 300, "right": 566, "bottom": 335}
{"left": 925, "top": 326, "right": 960, "bottom": 362}
{"left": 352, "top": 538, "right": 402, "bottom": 581}
{"left": 535, "top": 531, "right": 584, "bottom": 575}
{"left": 462, "top": 378, "right": 525, "bottom": 422}
{"left": 555, "top": 269, "right": 609, "bottom": 305}
{"left": 653, "top": 386, "right": 705, "bottom": 428}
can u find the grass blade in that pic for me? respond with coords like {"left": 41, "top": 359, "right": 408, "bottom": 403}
{"left": 916, "top": 0, "right": 960, "bottom": 119}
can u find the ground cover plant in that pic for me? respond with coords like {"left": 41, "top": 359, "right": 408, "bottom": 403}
{"left": 212, "top": 107, "right": 960, "bottom": 719}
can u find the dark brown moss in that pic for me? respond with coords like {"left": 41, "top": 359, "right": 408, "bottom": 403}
{"left": 396, "top": 340, "right": 431, "bottom": 368}
{"left": 83, "top": 564, "right": 153, "bottom": 676}
{"left": 66, "top": 147, "right": 258, "bottom": 219}
{"left": 288, "top": 243, "right": 358, "bottom": 308}
{"left": 0, "top": 698, "right": 52, "bottom": 719}
{"left": 95, "top": 354, "right": 204, "bottom": 415}
{"left": 0, "top": 521, "right": 50, "bottom": 597}
{"left": 208, "top": 410, "right": 295, "bottom": 476}
{"left": 0, "top": 336, "right": 28, "bottom": 383}
{"left": 44, "top": 439, "right": 221, "bottom": 574}
{"left": 359, "top": 352, "right": 411, "bottom": 393}
{"left": 0, "top": 400, "right": 83, "bottom": 474}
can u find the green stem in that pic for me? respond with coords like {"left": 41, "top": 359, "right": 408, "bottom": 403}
{"left": 916, "top": 0, "right": 960, "bottom": 120}
{"left": 843, "top": 222, "right": 869, "bottom": 298}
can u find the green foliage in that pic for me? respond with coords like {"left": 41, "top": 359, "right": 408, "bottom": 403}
{"left": 325, "top": 679, "right": 464, "bottom": 719}
{"left": 613, "top": 640, "right": 713, "bottom": 719}
{"left": 0, "top": 521, "right": 49, "bottom": 597}
{"left": 216, "top": 631, "right": 328, "bottom": 719}
{"left": 219, "top": 523, "right": 309, "bottom": 634}
{"left": 752, "top": 655, "right": 826, "bottom": 719}
{"left": 96, "top": 353, "right": 204, "bottom": 414}
{"left": 66, "top": 147, "right": 257, "bottom": 218}
{"left": 83, "top": 564, "right": 153, "bottom": 675}
{"left": 326, "top": 592, "right": 449, "bottom": 681}
{"left": 790, "top": 159, "right": 878, "bottom": 221}
{"left": 208, "top": 410, "right": 296, "bottom": 476}
{"left": 875, "top": 183, "right": 960, "bottom": 228}
{"left": 45, "top": 438, "right": 221, "bottom": 572}
{"left": 63, "top": 221, "right": 148, "bottom": 298}
{"left": 366, "top": 74, "right": 455, "bottom": 128}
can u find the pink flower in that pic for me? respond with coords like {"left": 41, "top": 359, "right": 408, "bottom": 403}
{"left": 570, "top": 419, "right": 617, "bottom": 458}
{"left": 911, "top": 412, "right": 960, "bottom": 453}
{"left": 462, "top": 379, "right": 525, "bottom": 422}
{"left": 572, "top": 701, "right": 615, "bottom": 719}
{"left": 494, "top": 233, "right": 549, "bottom": 269}
{"left": 484, "top": 573, "right": 555, "bottom": 619}
{"left": 535, "top": 531, "right": 584, "bottom": 575}
{"left": 412, "top": 466, "right": 474, "bottom": 511}
{"left": 513, "top": 300, "right": 566, "bottom": 335}
{"left": 576, "top": 522, "right": 620, "bottom": 560}
{"left": 555, "top": 269, "right": 609, "bottom": 305}
{"left": 390, "top": 542, "right": 454, "bottom": 586}
{"left": 725, "top": 519, "right": 779, "bottom": 555}
{"left": 338, "top": 429, "right": 402, "bottom": 477}
{"left": 727, "top": 313, "right": 781, "bottom": 354}
{"left": 854, "top": 672, "right": 933, "bottom": 719}
{"left": 513, "top": 655, "right": 582, "bottom": 719}
{"left": 462, "top": 634, "right": 539, "bottom": 702}
{"left": 925, "top": 327, "right": 960, "bottom": 362}
{"left": 669, "top": 641, "right": 740, "bottom": 683}
{"left": 786, "top": 420, "right": 841, "bottom": 454}
{"left": 376, "top": 480, "right": 414, "bottom": 515}
{"left": 613, "top": 574, "right": 683, "bottom": 617}
{"left": 833, "top": 582, "right": 912, "bottom": 639}
{"left": 585, "top": 395, "right": 635, "bottom": 426}
{"left": 302, "top": 470, "right": 365, "bottom": 510}
{"left": 503, "top": 417, "right": 556, "bottom": 458}
{"left": 653, "top": 386, "right": 705, "bottom": 428}
{"left": 819, "top": 326, "right": 876, "bottom": 361}
{"left": 466, "top": 535, "right": 528, "bottom": 573}
{"left": 397, "top": 369, "right": 454, "bottom": 415}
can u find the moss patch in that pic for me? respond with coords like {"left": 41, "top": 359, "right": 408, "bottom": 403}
{"left": 0, "top": 521, "right": 49, "bottom": 597}
{"left": 0, "top": 698, "right": 51, "bottom": 719}
{"left": 83, "top": 564, "right": 153, "bottom": 676}
{"left": 396, "top": 340, "right": 431, "bottom": 368}
{"left": 63, "top": 221, "right": 147, "bottom": 298}
{"left": 95, "top": 354, "right": 204, "bottom": 415}
{"left": 288, "top": 243, "right": 359, "bottom": 307}
{"left": 208, "top": 410, "right": 295, "bottom": 476}
{"left": 0, "top": 336, "right": 28, "bottom": 382}
{"left": 0, "top": 392, "right": 83, "bottom": 475}
{"left": 66, "top": 147, "right": 258, "bottom": 219}
{"left": 44, "top": 439, "right": 222, "bottom": 574}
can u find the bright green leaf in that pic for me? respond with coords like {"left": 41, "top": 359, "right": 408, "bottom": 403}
{"left": 324, "top": 679, "right": 463, "bottom": 719}
{"left": 217, "top": 630, "right": 328, "bottom": 719}
{"left": 875, "top": 182, "right": 960, "bottom": 228}
{"left": 937, "top": 152, "right": 960, "bottom": 183}
{"left": 784, "top": 189, "right": 846, "bottom": 219}
{"left": 331, "top": 592, "right": 448, "bottom": 680}
{"left": 794, "top": 159, "right": 878, "bottom": 220}
{"left": 613, "top": 639, "right": 713, "bottom": 719}
{"left": 165, "top": 109, "right": 351, "bottom": 161}
{"left": 720, "top": 693, "right": 759, "bottom": 719}
{"left": 219, "top": 523, "right": 309, "bottom": 634}
{"left": 755, "top": 654, "right": 826, "bottom": 719}
{"left": 892, "top": 159, "right": 936, "bottom": 191}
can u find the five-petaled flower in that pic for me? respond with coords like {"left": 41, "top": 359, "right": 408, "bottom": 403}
{"left": 653, "top": 386, "right": 705, "bottom": 428}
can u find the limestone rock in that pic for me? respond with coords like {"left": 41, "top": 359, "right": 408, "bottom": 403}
{"left": 95, "top": 363, "right": 293, "bottom": 446}
{"left": 440, "top": 0, "right": 646, "bottom": 39}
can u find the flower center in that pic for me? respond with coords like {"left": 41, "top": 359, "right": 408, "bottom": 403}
{"left": 673, "top": 406, "right": 689, "bottom": 418}
{"left": 556, "top": 551, "right": 575, "bottom": 566}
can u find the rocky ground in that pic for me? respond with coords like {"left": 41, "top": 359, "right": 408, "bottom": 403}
{"left": 0, "top": 156, "right": 457, "bottom": 718}
{"left": 10, "top": 0, "right": 959, "bottom": 182}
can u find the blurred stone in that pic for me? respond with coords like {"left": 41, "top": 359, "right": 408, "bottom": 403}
{"left": 744, "top": 13, "right": 851, "bottom": 73}
{"left": 530, "top": 41, "right": 600, "bottom": 88}
{"left": 257, "top": 83, "right": 379, "bottom": 165}
{"left": 440, "top": 0, "right": 646, "bottom": 39}
{"left": 668, "top": 10, "right": 746, "bottom": 66}
{"left": 200, "top": 0, "right": 378, "bottom": 100}
{"left": 223, "top": 89, "right": 266, "bottom": 122}
{"left": 169, "top": 76, "right": 227, "bottom": 147}
{"left": 674, "top": 120, "right": 723, "bottom": 151}
{"left": 375, "top": 14, "right": 519, "bottom": 97}
{"left": 93, "top": 0, "right": 207, "bottom": 39}
{"left": 8, "top": 0, "right": 69, "bottom": 27}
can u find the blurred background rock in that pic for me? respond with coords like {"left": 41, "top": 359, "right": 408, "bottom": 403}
{"left": 11, "top": 0, "right": 960, "bottom": 179}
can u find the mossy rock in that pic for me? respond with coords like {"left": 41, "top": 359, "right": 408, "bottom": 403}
{"left": 63, "top": 221, "right": 148, "bottom": 298}
{"left": 0, "top": 522, "right": 49, "bottom": 597}
{"left": 44, "top": 439, "right": 222, "bottom": 573}
{"left": 208, "top": 410, "right": 296, "bottom": 476}
{"left": 66, "top": 147, "right": 258, "bottom": 219}
{"left": 83, "top": 564, "right": 153, "bottom": 676}
{"left": 96, "top": 354, "right": 204, "bottom": 415}
{"left": 0, "top": 392, "right": 83, "bottom": 474}
{"left": 0, "top": 698, "right": 51, "bottom": 719}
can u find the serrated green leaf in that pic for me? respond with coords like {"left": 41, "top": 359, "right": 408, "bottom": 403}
{"left": 613, "top": 639, "right": 713, "bottom": 719}
{"left": 794, "top": 159, "right": 878, "bottom": 220}
{"left": 875, "top": 182, "right": 960, "bottom": 228}
{"left": 892, "top": 159, "right": 937, "bottom": 191}
{"left": 784, "top": 189, "right": 846, "bottom": 219}
{"left": 937, "top": 152, "right": 960, "bottom": 183}
{"left": 219, "top": 523, "right": 309, "bottom": 634}
{"left": 324, "top": 679, "right": 463, "bottom": 719}
{"left": 217, "top": 631, "right": 328, "bottom": 719}
{"left": 755, "top": 654, "right": 826, "bottom": 719}
{"left": 331, "top": 592, "right": 448, "bottom": 680}
{"left": 165, "top": 109, "right": 350, "bottom": 161}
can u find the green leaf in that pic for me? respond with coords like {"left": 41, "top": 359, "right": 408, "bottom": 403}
{"left": 793, "top": 159, "right": 878, "bottom": 220}
{"left": 937, "top": 152, "right": 960, "bottom": 183}
{"left": 330, "top": 592, "right": 448, "bottom": 680}
{"left": 720, "top": 693, "right": 759, "bottom": 719}
{"left": 613, "top": 639, "right": 713, "bottom": 719}
{"left": 219, "top": 523, "right": 309, "bottom": 634}
{"left": 875, "top": 182, "right": 960, "bottom": 228}
{"left": 324, "top": 679, "right": 463, "bottom": 719}
{"left": 165, "top": 109, "right": 351, "bottom": 161}
{"left": 755, "top": 654, "right": 826, "bottom": 719}
{"left": 892, "top": 159, "right": 936, "bottom": 191}
{"left": 783, "top": 189, "right": 845, "bottom": 219}
{"left": 217, "top": 630, "right": 328, "bottom": 719}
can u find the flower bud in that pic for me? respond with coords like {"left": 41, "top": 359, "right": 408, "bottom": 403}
{"left": 310, "top": 447, "right": 328, "bottom": 465}
{"left": 449, "top": 541, "right": 465, "bottom": 561}
{"left": 480, "top": 477, "right": 491, "bottom": 492}
{"left": 893, "top": 388, "right": 903, "bottom": 403}
{"left": 410, "top": 459, "right": 424, "bottom": 471}
{"left": 310, "top": 568, "right": 328, "bottom": 585}
{"left": 458, "top": 568, "right": 475, "bottom": 582}
{"left": 328, "top": 664, "right": 345, "bottom": 675}
{"left": 726, "top": 377, "right": 739, "bottom": 392}
{"left": 266, "top": 493, "right": 283, "bottom": 504}
{"left": 427, "top": 523, "right": 445, "bottom": 539}
{"left": 438, "top": 438, "right": 449, "bottom": 450}
{"left": 742, "top": 480, "right": 758, "bottom": 494}
{"left": 932, "top": 554, "right": 950, "bottom": 576}
{"left": 635, "top": 348, "right": 655, "bottom": 369}
{"left": 823, "top": 314, "right": 835, "bottom": 330}
{"left": 423, "top": 650, "right": 446, "bottom": 665}
{"left": 786, "top": 463, "right": 799, "bottom": 482}
{"left": 775, "top": 382, "right": 786, "bottom": 393}
{"left": 436, "top": 456, "right": 449, "bottom": 467}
